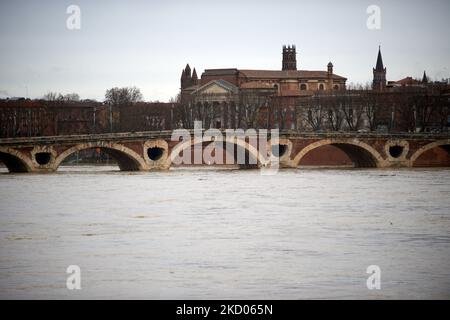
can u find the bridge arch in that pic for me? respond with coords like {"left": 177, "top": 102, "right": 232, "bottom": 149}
{"left": 166, "top": 136, "right": 268, "bottom": 168}
{"left": 0, "top": 147, "right": 34, "bottom": 173}
{"left": 292, "top": 139, "right": 384, "bottom": 168}
{"left": 54, "top": 142, "right": 147, "bottom": 171}
{"left": 410, "top": 139, "right": 450, "bottom": 167}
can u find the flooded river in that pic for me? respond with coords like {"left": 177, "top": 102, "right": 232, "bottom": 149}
{"left": 0, "top": 166, "right": 449, "bottom": 299}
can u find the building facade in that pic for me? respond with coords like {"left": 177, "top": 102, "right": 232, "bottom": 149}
{"left": 181, "top": 45, "right": 347, "bottom": 101}
{"left": 178, "top": 45, "right": 347, "bottom": 129}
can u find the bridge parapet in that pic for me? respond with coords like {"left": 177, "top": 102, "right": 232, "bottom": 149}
{"left": 1, "top": 130, "right": 449, "bottom": 146}
{"left": 0, "top": 131, "right": 449, "bottom": 173}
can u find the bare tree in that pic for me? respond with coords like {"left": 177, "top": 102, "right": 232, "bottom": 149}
{"left": 42, "top": 92, "right": 80, "bottom": 101}
{"left": 324, "top": 95, "right": 344, "bottom": 131}
{"left": 169, "top": 93, "right": 181, "bottom": 104}
{"left": 238, "top": 91, "right": 267, "bottom": 129}
{"left": 435, "top": 91, "right": 450, "bottom": 132}
{"left": 63, "top": 93, "right": 80, "bottom": 101}
{"left": 341, "top": 92, "right": 364, "bottom": 131}
{"left": 104, "top": 86, "right": 143, "bottom": 106}
{"left": 362, "top": 90, "right": 382, "bottom": 131}
{"left": 415, "top": 94, "right": 436, "bottom": 132}
{"left": 304, "top": 94, "right": 324, "bottom": 131}
{"left": 42, "top": 92, "right": 63, "bottom": 101}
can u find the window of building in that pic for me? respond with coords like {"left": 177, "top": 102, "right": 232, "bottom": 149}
{"left": 333, "top": 85, "right": 339, "bottom": 90}
{"left": 291, "top": 109, "right": 296, "bottom": 129}
{"left": 300, "top": 84, "right": 307, "bottom": 90}
{"left": 319, "top": 84, "right": 325, "bottom": 91}
{"left": 274, "top": 109, "right": 279, "bottom": 129}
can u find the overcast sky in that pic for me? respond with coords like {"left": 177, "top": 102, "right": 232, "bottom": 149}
{"left": 0, "top": 0, "right": 449, "bottom": 101}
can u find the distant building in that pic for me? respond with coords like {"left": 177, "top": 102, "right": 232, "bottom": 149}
{"left": 180, "top": 45, "right": 347, "bottom": 101}
{"left": 180, "top": 64, "right": 199, "bottom": 91}
{"left": 373, "top": 47, "right": 433, "bottom": 90}
{"left": 372, "top": 46, "right": 387, "bottom": 91}
{"left": 387, "top": 76, "right": 422, "bottom": 88}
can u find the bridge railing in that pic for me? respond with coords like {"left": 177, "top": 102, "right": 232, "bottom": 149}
{"left": 0, "top": 129, "right": 449, "bottom": 146}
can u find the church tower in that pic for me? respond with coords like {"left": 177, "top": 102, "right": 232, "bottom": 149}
{"left": 180, "top": 64, "right": 192, "bottom": 89}
{"left": 372, "top": 46, "right": 387, "bottom": 91}
{"left": 422, "top": 70, "right": 428, "bottom": 84}
{"left": 282, "top": 45, "right": 297, "bottom": 71}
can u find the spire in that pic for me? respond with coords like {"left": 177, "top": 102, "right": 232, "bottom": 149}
{"left": 192, "top": 68, "right": 198, "bottom": 85}
{"left": 372, "top": 46, "right": 387, "bottom": 91}
{"left": 180, "top": 69, "right": 185, "bottom": 89}
{"left": 375, "top": 45, "right": 384, "bottom": 71}
{"left": 422, "top": 70, "right": 428, "bottom": 83}
{"left": 185, "top": 64, "right": 191, "bottom": 78}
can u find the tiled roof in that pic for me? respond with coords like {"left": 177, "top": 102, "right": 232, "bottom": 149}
{"left": 191, "top": 79, "right": 239, "bottom": 95}
{"left": 202, "top": 69, "right": 239, "bottom": 76}
{"left": 395, "top": 77, "right": 420, "bottom": 85}
{"left": 215, "top": 79, "right": 239, "bottom": 92}
{"left": 239, "top": 69, "right": 347, "bottom": 80}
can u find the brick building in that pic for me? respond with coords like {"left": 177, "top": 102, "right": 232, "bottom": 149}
{"left": 0, "top": 99, "right": 174, "bottom": 138}
{"left": 178, "top": 45, "right": 347, "bottom": 129}
{"left": 181, "top": 45, "right": 347, "bottom": 101}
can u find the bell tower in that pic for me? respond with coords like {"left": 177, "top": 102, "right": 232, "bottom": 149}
{"left": 372, "top": 46, "right": 387, "bottom": 91}
{"left": 282, "top": 45, "right": 297, "bottom": 71}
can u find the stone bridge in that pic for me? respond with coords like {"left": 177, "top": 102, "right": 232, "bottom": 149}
{"left": 0, "top": 130, "right": 449, "bottom": 173}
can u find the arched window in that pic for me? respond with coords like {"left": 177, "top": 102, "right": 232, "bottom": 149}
{"left": 300, "top": 84, "right": 307, "bottom": 90}
{"left": 319, "top": 84, "right": 325, "bottom": 91}
{"left": 333, "top": 85, "right": 339, "bottom": 90}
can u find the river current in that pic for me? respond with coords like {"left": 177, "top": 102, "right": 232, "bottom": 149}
{"left": 0, "top": 166, "right": 449, "bottom": 299}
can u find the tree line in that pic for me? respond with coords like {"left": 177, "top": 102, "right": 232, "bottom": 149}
{"left": 1, "top": 86, "right": 449, "bottom": 138}
{"left": 42, "top": 86, "right": 144, "bottom": 105}
{"left": 173, "top": 87, "right": 450, "bottom": 133}
{"left": 297, "top": 88, "right": 449, "bottom": 133}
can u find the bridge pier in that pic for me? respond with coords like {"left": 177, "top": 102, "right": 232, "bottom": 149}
{"left": 1, "top": 133, "right": 449, "bottom": 173}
